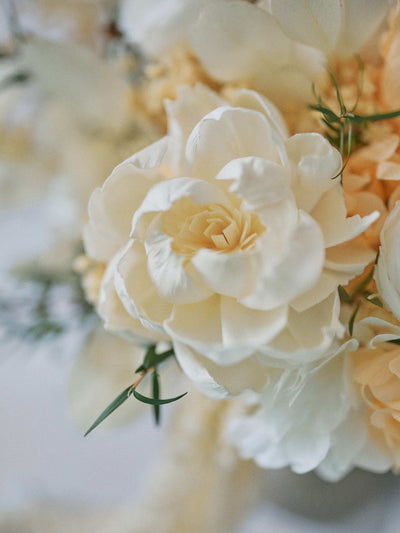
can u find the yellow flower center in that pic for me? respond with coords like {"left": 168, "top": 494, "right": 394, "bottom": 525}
{"left": 161, "top": 197, "right": 266, "bottom": 257}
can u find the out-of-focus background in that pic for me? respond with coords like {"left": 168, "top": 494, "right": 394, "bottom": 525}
{"left": 1, "top": 1, "right": 400, "bottom": 532}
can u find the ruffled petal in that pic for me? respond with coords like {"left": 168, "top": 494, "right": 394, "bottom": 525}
{"left": 185, "top": 106, "right": 286, "bottom": 180}
{"left": 286, "top": 133, "right": 341, "bottom": 213}
{"left": 174, "top": 340, "right": 268, "bottom": 399}
{"left": 83, "top": 220, "right": 119, "bottom": 263}
{"left": 114, "top": 240, "right": 173, "bottom": 335}
{"left": 376, "top": 202, "right": 400, "bottom": 320}
{"left": 261, "top": 292, "right": 346, "bottom": 365}
{"left": 240, "top": 211, "right": 325, "bottom": 310}
{"left": 229, "top": 88, "right": 289, "bottom": 140}
{"left": 98, "top": 251, "right": 165, "bottom": 343}
{"left": 215, "top": 157, "right": 296, "bottom": 233}
{"left": 220, "top": 297, "right": 288, "bottom": 351}
{"left": 270, "top": 0, "right": 342, "bottom": 55}
{"left": 144, "top": 215, "right": 212, "bottom": 304}
{"left": 311, "top": 186, "right": 380, "bottom": 248}
{"left": 88, "top": 137, "right": 168, "bottom": 245}
{"left": 165, "top": 295, "right": 256, "bottom": 364}
{"left": 165, "top": 84, "right": 226, "bottom": 172}
{"left": 191, "top": 1, "right": 291, "bottom": 81}
{"left": 191, "top": 247, "right": 262, "bottom": 299}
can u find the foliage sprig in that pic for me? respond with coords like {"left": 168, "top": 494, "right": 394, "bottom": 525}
{"left": 84, "top": 345, "right": 186, "bottom": 436}
{"left": 310, "top": 61, "right": 400, "bottom": 181}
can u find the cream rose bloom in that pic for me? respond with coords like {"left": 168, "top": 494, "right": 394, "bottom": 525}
{"left": 85, "top": 84, "right": 377, "bottom": 395}
{"left": 375, "top": 202, "right": 400, "bottom": 320}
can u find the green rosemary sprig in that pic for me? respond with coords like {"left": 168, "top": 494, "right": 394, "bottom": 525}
{"left": 310, "top": 62, "right": 400, "bottom": 182}
{"left": 84, "top": 345, "right": 186, "bottom": 436}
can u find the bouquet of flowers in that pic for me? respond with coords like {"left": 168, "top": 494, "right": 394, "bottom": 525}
{"left": 77, "top": 0, "right": 400, "bottom": 483}
{"left": 3, "top": 1, "right": 400, "bottom": 527}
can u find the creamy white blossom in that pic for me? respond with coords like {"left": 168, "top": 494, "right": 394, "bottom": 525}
{"left": 229, "top": 317, "right": 397, "bottom": 480}
{"left": 375, "top": 202, "right": 400, "bottom": 321}
{"left": 85, "top": 84, "right": 377, "bottom": 395}
{"left": 229, "top": 340, "right": 358, "bottom": 475}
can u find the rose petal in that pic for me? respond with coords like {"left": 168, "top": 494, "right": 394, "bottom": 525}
{"left": 229, "top": 88, "right": 289, "bottom": 140}
{"left": 270, "top": 0, "right": 341, "bottom": 55}
{"left": 286, "top": 133, "right": 341, "bottom": 212}
{"left": 98, "top": 252, "right": 165, "bottom": 343}
{"left": 88, "top": 138, "right": 168, "bottom": 244}
{"left": 215, "top": 157, "right": 296, "bottom": 233}
{"left": 220, "top": 296, "right": 288, "bottom": 351}
{"left": 174, "top": 340, "right": 268, "bottom": 399}
{"left": 311, "top": 186, "right": 380, "bottom": 248}
{"left": 185, "top": 106, "right": 286, "bottom": 180}
{"left": 261, "top": 292, "right": 345, "bottom": 364}
{"left": 144, "top": 215, "right": 212, "bottom": 304}
{"left": 240, "top": 211, "right": 325, "bottom": 310}
{"left": 83, "top": 220, "right": 119, "bottom": 263}
{"left": 191, "top": 247, "right": 262, "bottom": 299}
{"left": 165, "top": 83, "right": 226, "bottom": 172}
{"left": 191, "top": 0, "right": 292, "bottom": 81}
{"left": 115, "top": 240, "right": 172, "bottom": 335}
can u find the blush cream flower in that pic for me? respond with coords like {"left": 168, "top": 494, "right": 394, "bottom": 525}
{"left": 85, "top": 84, "right": 378, "bottom": 394}
{"left": 318, "top": 315, "right": 400, "bottom": 480}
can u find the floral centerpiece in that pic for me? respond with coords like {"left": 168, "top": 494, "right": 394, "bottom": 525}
{"left": 4, "top": 0, "right": 400, "bottom": 514}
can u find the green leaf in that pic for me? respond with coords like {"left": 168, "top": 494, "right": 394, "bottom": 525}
{"left": 354, "top": 265, "right": 376, "bottom": 295}
{"left": 329, "top": 71, "right": 346, "bottom": 115}
{"left": 309, "top": 104, "right": 339, "bottom": 122}
{"left": 136, "top": 345, "right": 175, "bottom": 373}
{"left": 351, "top": 56, "right": 364, "bottom": 113}
{"left": 338, "top": 285, "right": 352, "bottom": 304}
{"left": 0, "top": 71, "right": 30, "bottom": 91}
{"left": 133, "top": 389, "right": 187, "bottom": 406}
{"left": 84, "top": 384, "right": 133, "bottom": 437}
{"left": 389, "top": 339, "right": 400, "bottom": 346}
{"left": 352, "top": 109, "right": 400, "bottom": 123}
{"left": 152, "top": 371, "right": 160, "bottom": 425}
{"left": 367, "top": 295, "right": 383, "bottom": 308}
{"left": 349, "top": 303, "right": 361, "bottom": 336}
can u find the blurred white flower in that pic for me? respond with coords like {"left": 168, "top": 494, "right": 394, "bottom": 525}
{"left": 85, "top": 84, "right": 377, "bottom": 395}
{"left": 1, "top": 0, "right": 117, "bottom": 50}
{"left": 118, "top": 0, "right": 203, "bottom": 56}
{"left": 269, "top": 0, "right": 394, "bottom": 58}
{"left": 190, "top": 0, "right": 325, "bottom": 106}
{"left": 120, "top": 0, "right": 325, "bottom": 107}
{"left": 0, "top": 38, "right": 158, "bottom": 212}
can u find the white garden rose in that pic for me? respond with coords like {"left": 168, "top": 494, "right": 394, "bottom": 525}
{"left": 85, "top": 84, "right": 377, "bottom": 394}
{"left": 229, "top": 326, "right": 394, "bottom": 480}
{"left": 375, "top": 202, "right": 400, "bottom": 321}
